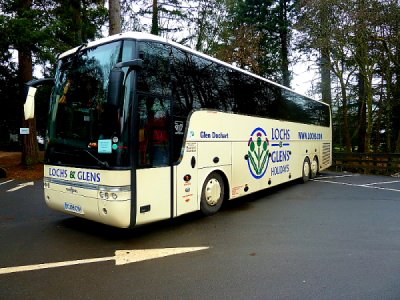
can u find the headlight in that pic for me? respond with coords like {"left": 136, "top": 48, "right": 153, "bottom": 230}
{"left": 99, "top": 191, "right": 109, "bottom": 200}
{"left": 98, "top": 185, "right": 130, "bottom": 201}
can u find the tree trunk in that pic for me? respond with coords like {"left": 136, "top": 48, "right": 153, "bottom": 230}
{"left": 320, "top": 48, "right": 332, "bottom": 105}
{"left": 151, "top": 0, "right": 159, "bottom": 35}
{"left": 109, "top": 0, "right": 121, "bottom": 35}
{"left": 339, "top": 75, "right": 352, "bottom": 152}
{"left": 279, "top": 0, "right": 290, "bottom": 88}
{"left": 357, "top": 73, "right": 367, "bottom": 153}
{"left": 17, "top": 0, "right": 39, "bottom": 166}
{"left": 373, "top": 80, "right": 384, "bottom": 152}
{"left": 319, "top": 2, "right": 332, "bottom": 105}
{"left": 70, "top": 0, "right": 83, "bottom": 44}
{"left": 365, "top": 74, "right": 373, "bottom": 153}
{"left": 20, "top": 49, "right": 38, "bottom": 166}
{"left": 395, "top": 131, "right": 400, "bottom": 153}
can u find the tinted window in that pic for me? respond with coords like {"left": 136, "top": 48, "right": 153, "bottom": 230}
{"left": 137, "top": 95, "right": 170, "bottom": 168}
{"left": 137, "top": 42, "right": 171, "bottom": 96}
{"left": 170, "top": 47, "right": 330, "bottom": 127}
{"left": 171, "top": 48, "right": 235, "bottom": 116}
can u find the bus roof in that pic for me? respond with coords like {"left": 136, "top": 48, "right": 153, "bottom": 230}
{"left": 59, "top": 32, "right": 327, "bottom": 106}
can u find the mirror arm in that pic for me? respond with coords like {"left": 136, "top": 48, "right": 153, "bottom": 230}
{"left": 25, "top": 78, "right": 55, "bottom": 88}
{"left": 114, "top": 59, "right": 143, "bottom": 70}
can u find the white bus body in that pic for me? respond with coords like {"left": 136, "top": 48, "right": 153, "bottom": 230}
{"left": 43, "top": 109, "right": 331, "bottom": 228}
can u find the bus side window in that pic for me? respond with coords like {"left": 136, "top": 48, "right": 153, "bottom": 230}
{"left": 138, "top": 96, "right": 170, "bottom": 168}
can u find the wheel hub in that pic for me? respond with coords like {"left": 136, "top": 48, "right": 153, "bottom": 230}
{"left": 205, "top": 178, "right": 221, "bottom": 206}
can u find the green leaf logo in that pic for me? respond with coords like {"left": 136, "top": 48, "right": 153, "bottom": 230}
{"left": 247, "top": 127, "right": 270, "bottom": 179}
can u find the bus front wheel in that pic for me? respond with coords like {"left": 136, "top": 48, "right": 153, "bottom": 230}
{"left": 302, "top": 157, "right": 311, "bottom": 183}
{"left": 200, "top": 172, "right": 224, "bottom": 216}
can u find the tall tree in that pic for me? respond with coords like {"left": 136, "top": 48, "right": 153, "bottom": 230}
{"left": 109, "top": 0, "right": 122, "bottom": 35}
{"left": 0, "top": 0, "right": 107, "bottom": 163}
{"left": 187, "top": 0, "right": 229, "bottom": 53}
{"left": 318, "top": 2, "right": 332, "bottom": 105}
{"left": 298, "top": 0, "right": 400, "bottom": 153}
{"left": 216, "top": 0, "right": 296, "bottom": 85}
{"left": 275, "top": 0, "right": 293, "bottom": 87}
{"left": 13, "top": 0, "right": 40, "bottom": 165}
{"left": 151, "top": 0, "right": 159, "bottom": 35}
{"left": 135, "top": 0, "right": 191, "bottom": 38}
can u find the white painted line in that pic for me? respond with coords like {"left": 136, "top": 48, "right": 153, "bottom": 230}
{"left": 0, "top": 256, "right": 113, "bottom": 275}
{"left": 314, "top": 179, "right": 400, "bottom": 193}
{"left": 314, "top": 174, "right": 358, "bottom": 180}
{"left": 0, "top": 180, "right": 14, "bottom": 186}
{"left": 362, "top": 180, "right": 400, "bottom": 186}
{"left": 315, "top": 180, "right": 355, "bottom": 187}
{"left": 6, "top": 181, "right": 34, "bottom": 192}
{"left": 0, "top": 247, "right": 209, "bottom": 275}
{"left": 114, "top": 247, "right": 209, "bottom": 265}
{"left": 360, "top": 186, "right": 400, "bottom": 193}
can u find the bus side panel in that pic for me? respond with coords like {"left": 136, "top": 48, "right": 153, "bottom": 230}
{"left": 197, "top": 141, "right": 231, "bottom": 169}
{"left": 175, "top": 142, "right": 198, "bottom": 217}
{"left": 231, "top": 141, "right": 261, "bottom": 198}
{"left": 136, "top": 167, "right": 171, "bottom": 225}
{"left": 197, "top": 141, "right": 232, "bottom": 201}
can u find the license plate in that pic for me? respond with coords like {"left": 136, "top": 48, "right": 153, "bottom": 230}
{"left": 64, "top": 202, "right": 84, "bottom": 215}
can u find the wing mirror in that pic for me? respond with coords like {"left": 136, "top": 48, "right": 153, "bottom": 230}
{"left": 107, "top": 59, "right": 143, "bottom": 107}
{"left": 23, "top": 78, "right": 55, "bottom": 120}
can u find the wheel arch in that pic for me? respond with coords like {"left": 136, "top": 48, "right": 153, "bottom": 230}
{"left": 198, "top": 167, "right": 231, "bottom": 203}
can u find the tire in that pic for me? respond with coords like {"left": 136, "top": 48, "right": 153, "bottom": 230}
{"left": 200, "top": 172, "right": 224, "bottom": 216}
{"left": 302, "top": 157, "right": 311, "bottom": 183}
{"left": 310, "top": 156, "right": 319, "bottom": 179}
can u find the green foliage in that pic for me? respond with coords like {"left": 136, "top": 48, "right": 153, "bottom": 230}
{"left": 211, "top": 0, "right": 295, "bottom": 84}
{"left": 297, "top": 0, "right": 400, "bottom": 153}
{"left": 0, "top": 0, "right": 107, "bottom": 150}
{"left": 1, "top": 0, "right": 397, "bottom": 155}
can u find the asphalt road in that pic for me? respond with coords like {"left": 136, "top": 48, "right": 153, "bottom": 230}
{"left": 1, "top": 172, "right": 400, "bottom": 299}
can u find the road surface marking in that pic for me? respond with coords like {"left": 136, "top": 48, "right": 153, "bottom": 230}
{"left": 314, "top": 174, "right": 358, "bottom": 180}
{"left": 0, "top": 180, "right": 14, "bottom": 186}
{"left": 314, "top": 179, "right": 400, "bottom": 193}
{"left": 0, "top": 247, "right": 209, "bottom": 275}
{"left": 362, "top": 180, "right": 400, "bottom": 186}
{"left": 6, "top": 181, "right": 34, "bottom": 192}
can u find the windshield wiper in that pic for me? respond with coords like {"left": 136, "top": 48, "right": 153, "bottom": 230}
{"left": 83, "top": 150, "right": 110, "bottom": 169}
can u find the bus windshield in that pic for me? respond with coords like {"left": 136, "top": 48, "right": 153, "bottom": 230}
{"left": 46, "top": 41, "right": 131, "bottom": 168}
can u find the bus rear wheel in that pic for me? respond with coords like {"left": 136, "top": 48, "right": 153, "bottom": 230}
{"left": 311, "top": 156, "right": 319, "bottom": 179}
{"left": 200, "top": 172, "right": 224, "bottom": 216}
{"left": 302, "top": 157, "right": 311, "bottom": 183}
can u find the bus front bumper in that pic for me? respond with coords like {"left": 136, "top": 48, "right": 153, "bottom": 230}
{"left": 44, "top": 185, "right": 131, "bottom": 228}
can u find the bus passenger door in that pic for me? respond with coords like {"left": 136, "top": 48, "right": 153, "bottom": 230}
{"left": 175, "top": 141, "right": 198, "bottom": 216}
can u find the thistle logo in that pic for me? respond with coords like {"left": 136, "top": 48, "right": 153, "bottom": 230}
{"left": 247, "top": 127, "right": 270, "bottom": 179}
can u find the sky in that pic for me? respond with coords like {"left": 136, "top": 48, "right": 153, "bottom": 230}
{"left": 291, "top": 58, "right": 318, "bottom": 97}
